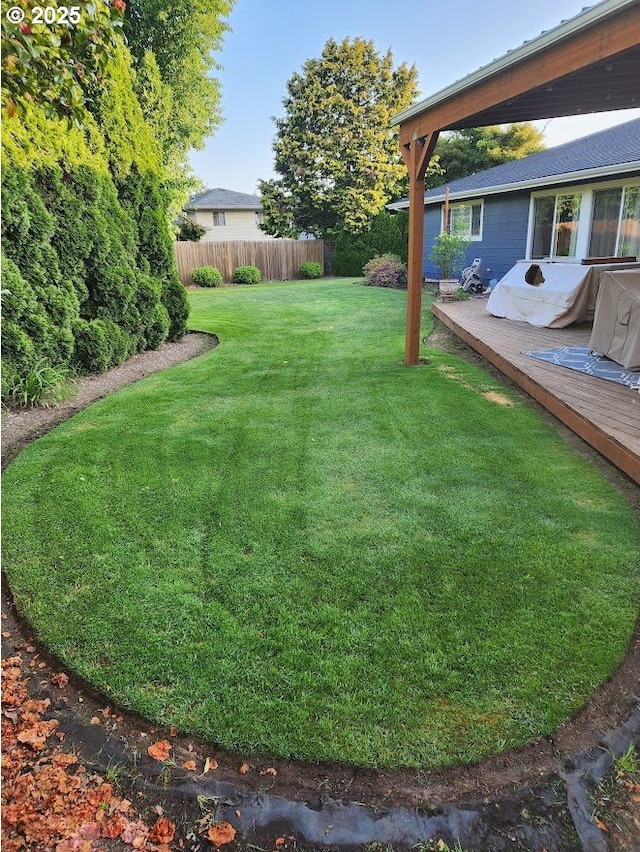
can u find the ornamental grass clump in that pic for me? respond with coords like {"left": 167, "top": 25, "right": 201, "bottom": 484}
{"left": 363, "top": 253, "right": 407, "bottom": 289}
{"left": 9, "top": 358, "right": 72, "bottom": 408}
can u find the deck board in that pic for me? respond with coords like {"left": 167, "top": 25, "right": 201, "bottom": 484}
{"left": 431, "top": 298, "right": 640, "bottom": 483}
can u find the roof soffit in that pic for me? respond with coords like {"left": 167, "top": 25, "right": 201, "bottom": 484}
{"left": 396, "top": 3, "right": 640, "bottom": 146}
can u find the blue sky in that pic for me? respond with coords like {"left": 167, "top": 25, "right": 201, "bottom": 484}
{"left": 188, "top": 0, "right": 640, "bottom": 195}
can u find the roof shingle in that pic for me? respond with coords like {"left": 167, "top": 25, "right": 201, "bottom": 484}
{"left": 185, "top": 188, "right": 262, "bottom": 210}
{"left": 392, "top": 118, "right": 640, "bottom": 207}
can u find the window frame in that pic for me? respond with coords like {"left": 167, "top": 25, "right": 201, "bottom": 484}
{"left": 441, "top": 200, "right": 484, "bottom": 241}
{"left": 212, "top": 211, "right": 226, "bottom": 227}
{"left": 526, "top": 177, "right": 640, "bottom": 262}
{"left": 590, "top": 184, "right": 640, "bottom": 258}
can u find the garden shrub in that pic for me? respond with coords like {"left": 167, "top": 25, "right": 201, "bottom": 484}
{"left": 0, "top": 172, "right": 78, "bottom": 371}
{"left": 116, "top": 167, "right": 189, "bottom": 340}
{"left": 0, "top": 167, "right": 62, "bottom": 292}
{"left": 72, "top": 319, "right": 112, "bottom": 374}
{"left": 142, "top": 303, "right": 171, "bottom": 350}
{"left": 232, "top": 265, "right": 262, "bottom": 285}
{"left": 334, "top": 211, "right": 408, "bottom": 276}
{"left": 161, "top": 277, "right": 189, "bottom": 341}
{"left": 363, "top": 254, "right": 407, "bottom": 289}
{"left": 0, "top": 255, "right": 49, "bottom": 398}
{"left": 298, "top": 261, "right": 323, "bottom": 279}
{"left": 102, "top": 320, "right": 133, "bottom": 366}
{"left": 73, "top": 318, "right": 136, "bottom": 374}
{"left": 192, "top": 266, "right": 223, "bottom": 287}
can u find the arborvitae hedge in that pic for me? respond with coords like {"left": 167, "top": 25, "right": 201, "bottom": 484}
{"left": 333, "top": 210, "right": 409, "bottom": 277}
{"left": 1, "top": 42, "right": 189, "bottom": 400}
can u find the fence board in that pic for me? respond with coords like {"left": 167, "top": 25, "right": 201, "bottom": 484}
{"left": 174, "top": 240, "right": 324, "bottom": 285}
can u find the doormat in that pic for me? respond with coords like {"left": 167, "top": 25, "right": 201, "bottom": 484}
{"left": 522, "top": 345, "right": 640, "bottom": 389}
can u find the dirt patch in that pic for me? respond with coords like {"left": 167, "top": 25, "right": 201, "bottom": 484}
{"left": 436, "top": 363, "right": 514, "bottom": 407}
{"left": 2, "top": 326, "right": 639, "bottom": 850}
{"left": 481, "top": 390, "right": 514, "bottom": 406}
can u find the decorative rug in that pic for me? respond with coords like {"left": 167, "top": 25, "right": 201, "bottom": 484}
{"left": 522, "top": 345, "right": 640, "bottom": 389}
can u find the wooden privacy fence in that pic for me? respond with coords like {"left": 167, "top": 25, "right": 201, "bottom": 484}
{"left": 174, "top": 240, "right": 324, "bottom": 285}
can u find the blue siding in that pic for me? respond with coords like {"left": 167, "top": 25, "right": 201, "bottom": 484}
{"left": 423, "top": 191, "right": 530, "bottom": 284}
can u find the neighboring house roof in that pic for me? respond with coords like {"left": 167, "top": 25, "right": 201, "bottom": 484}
{"left": 389, "top": 117, "right": 640, "bottom": 209}
{"left": 185, "top": 188, "right": 262, "bottom": 211}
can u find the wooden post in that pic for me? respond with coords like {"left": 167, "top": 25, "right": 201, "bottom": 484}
{"left": 444, "top": 186, "right": 450, "bottom": 234}
{"left": 403, "top": 132, "right": 438, "bottom": 365}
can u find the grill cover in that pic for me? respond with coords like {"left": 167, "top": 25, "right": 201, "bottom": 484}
{"left": 589, "top": 270, "right": 640, "bottom": 370}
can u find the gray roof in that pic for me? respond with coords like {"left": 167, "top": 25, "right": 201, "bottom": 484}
{"left": 390, "top": 118, "right": 640, "bottom": 208}
{"left": 185, "top": 188, "right": 262, "bottom": 210}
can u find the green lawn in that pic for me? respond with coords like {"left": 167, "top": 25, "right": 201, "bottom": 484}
{"left": 2, "top": 278, "right": 639, "bottom": 768}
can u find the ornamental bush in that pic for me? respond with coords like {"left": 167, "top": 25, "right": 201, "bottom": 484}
{"left": 362, "top": 253, "right": 407, "bottom": 289}
{"left": 72, "top": 319, "right": 112, "bottom": 374}
{"left": 232, "top": 265, "right": 262, "bottom": 285}
{"left": 161, "top": 276, "right": 190, "bottom": 341}
{"left": 298, "top": 261, "right": 323, "bottom": 279}
{"left": 73, "top": 318, "right": 135, "bottom": 374}
{"left": 0, "top": 254, "right": 52, "bottom": 398}
{"left": 192, "top": 266, "right": 223, "bottom": 287}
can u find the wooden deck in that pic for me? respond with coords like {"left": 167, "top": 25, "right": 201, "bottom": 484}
{"left": 432, "top": 297, "right": 640, "bottom": 484}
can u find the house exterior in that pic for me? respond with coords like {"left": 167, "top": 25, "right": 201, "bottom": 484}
{"left": 389, "top": 118, "right": 640, "bottom": 284}
{"left": 183, "top": 188, "right": 276, "bottom": 242}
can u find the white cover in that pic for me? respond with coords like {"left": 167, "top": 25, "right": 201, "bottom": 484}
{"left": 486, "top": 261, "right": 597, "bottom": 328}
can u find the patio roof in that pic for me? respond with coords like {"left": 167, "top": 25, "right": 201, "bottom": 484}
{"left": 388, "top": 118, "right": 640, "bottom": 209}
{"left": 394, "top": 0, "right": 640, "bottom": 364}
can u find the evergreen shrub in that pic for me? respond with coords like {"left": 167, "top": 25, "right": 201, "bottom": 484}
{"left": 192, "top": 266, "right": 223, "bottom": 287}
{"left": 0, "top": 79, "right": 190, "bottom": 399}
{"left": 298, "top": 261, "right": 323, "bottom": 279}
{"left": 334, "top": 211, "right": 408, "bottom": 276}
{"left": 72, "top": 319, "right": 112, "bottom": 374}
{"left": 232, "top": 265, "right": 262, "bottom": 285}
{"left": 161, "top": 277, "right": 189, "bottom": 341}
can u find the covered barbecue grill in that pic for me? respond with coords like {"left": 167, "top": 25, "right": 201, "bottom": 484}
{"left": 589, "top": 270, "right": 640, "bottom": 370}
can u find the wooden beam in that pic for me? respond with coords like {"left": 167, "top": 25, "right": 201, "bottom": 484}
{"left": 398, "top": 5, "right": 640, "bottom": 146}
{"left": 404, "top": 132, "right": 438, "bottom": 365}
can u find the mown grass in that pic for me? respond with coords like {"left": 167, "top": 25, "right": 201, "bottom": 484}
{"left": 2, "top": 279, "right": 639, "bottom": 768}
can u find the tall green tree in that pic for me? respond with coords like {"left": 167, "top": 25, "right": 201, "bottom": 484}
{"left": 434, "top": 124, "right": 545, "bottom": 185}
{"left": 259, "top": 37, "right": 419, "bottom": 240}
{"left": 124, "top": 0, "right": 233, "bottom": 159}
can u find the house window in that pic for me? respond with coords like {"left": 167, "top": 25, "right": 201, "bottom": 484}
{"left": 445, "top": 201, "right": 483, "bottom": 239}
{"left": 589, "top": 184, "right": 640, "bottom": 258}
{"left": 255, "top": 211, "right": 264, "bottom": 226}
{"left": 531, "top": 193, "right": 581, "bottom": 259}
{"left": 212, "top": 211, "right": 226, "bottom": 226}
